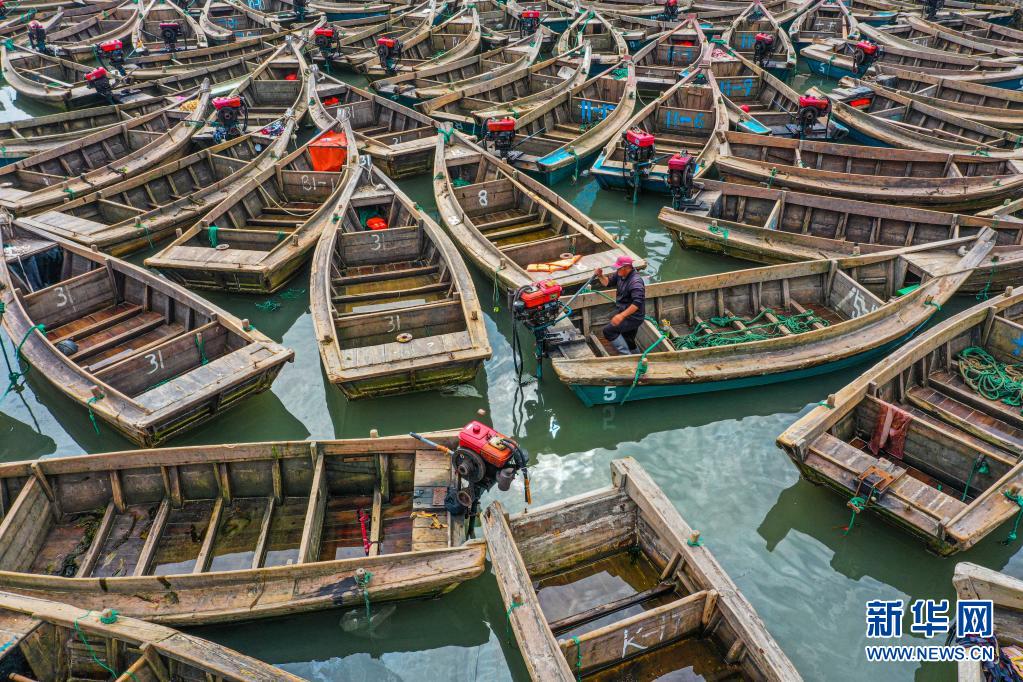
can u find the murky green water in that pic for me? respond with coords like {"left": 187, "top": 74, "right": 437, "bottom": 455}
{"left": 0, "top": 66, "right": 1011, "bottom": 682}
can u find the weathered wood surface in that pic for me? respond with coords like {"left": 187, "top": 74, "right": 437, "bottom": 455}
{"left": 954, "top": 563, "right": 1023, "bottom": 682}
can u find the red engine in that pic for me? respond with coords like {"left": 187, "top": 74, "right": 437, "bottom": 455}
{"left": 213, "top": 96, "right": 242, "bottom": 110}
{"left": 314, "top": 26, "right": 335, "bottom": 38}
{"left": 663, "top": 0, "right": 678, "bottom": 19}
{"left": 159, "top": 21, "right": 182, "bottom": 50}
{"left": 668, "top": 152, "right": 693, "bottom": 171}
{"left": 626, "top": 129, "right": 655, "bottom": 148}
{"left": 212, "top": 96, "right": 247, "bottom": 140}
{"left": 516, "top": 280, "right": 562, "bottom": 309}
{"left": 624, "top": 128, "right": 655, "bottom": 164}
{"left": 314, "top": 25, "right": 338, "bottom": 58}
{"left": 99, "top": 39, "right": 122, "bottom": 53}
{"left": 487, "top": 117, "right": 515, "bottom": 133}
{"left": 84, "top": 67, "right": 113, "bottom": 101}
{"left": 377, "top": 37, "right": 396, "bottom": 49}
{"left": 798, "top": 95, "right": 830, "bottom": 110}
{"left": 854, "top": 40, "right": 878, "bottom": 55}
{"left": 520, "top": 8, "right": 541, "bottom": 34}
{"left": 753, "top": 32, "right": 774, "bottom": 64}
{"left": 485, "top": 117, "right": 516, "bottom": 157}
{"left": 376, "top": 36, "right": 402, "bottom": 72}
{"left": 755, "top": 32, "right": 773, "bottom": 43}
{"left": 85, "top": 67, "right": 107, "bottom": 82}
{"left": 459, "top": 421, "right": 516, "bottom": 468}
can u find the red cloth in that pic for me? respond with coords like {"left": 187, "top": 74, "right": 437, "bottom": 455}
{"left": 869, "top": 403, "right": 911, "bottom": 459}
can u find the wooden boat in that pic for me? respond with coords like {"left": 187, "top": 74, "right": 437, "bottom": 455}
{"left": 199, "top": 0, "right": 291, "bottom": 44}
{"left": 483, "top": 457, "right": 802, "bottom": 681}
{"left": 548, "top": 229, "right": 994, "bottom": 405}
{"left": 0, "top": 432, "right": 486, "bottom": 623}
{"left": 0, "top": 85, "right": 210, "bottom": 216}
{"left": 419, "top": 44, "right": 591, "bottom": 137}
{"left": 357, "top": 7, "right": 483, "bottom": 80}
{"left": 310, "top": 157, "right": 491, "bottom": 398}
{"left": 712, "top": 49, "right": 848, "bottom": 140}
{"left": 131, "top": 0, "right": 208, "bottom": 55}
{"left": 874, "top": 14, "right": 1020, "bottom": 58}
{"left": 0, "top": 44, "right": 141, "bottom": 108}
{"left": 800, "top": 28, "right": 1023, "bottom": 87}
{"left": 630, "top": 15, "right": 709, "bottom": 93}
{"left": 553, "top": 9, "right": 628, "bottom": 74}
{"left": 591, "top": 58, "right": 726, "bottom": 199}
{"left": 776, "top": 287, "right": 1023, "bottom": 554}
{"left": 371, "top": 28, "right": 544, "bottom": 105}
{"left": 335, "top": 1, "right": 444, "bottom": 69}
{"left": 124, "top": 29, "right": 294, "bottom": 79}
{"left": 145, "top": 116, "right": 355, "bottom": 294}
{"left": 505, "top": 0, "right": 576, "bottom": 36}
{"left": 788, "top": 0, "right": 859, "bottom": 49}
{"left": 313, "top": 68, "right": 441, "bottom": 178}
{"left": 940, "top": 13, "right": 1023, "bottom": 51}
{"left": 433, "top": 129, "right": 642, "bottom": 292}
{"left": 954, "top": 563, "right": 1023, "bottom": 679}
{"left": 12, "top": 123, "right": 292, "bottom": 257}
{"left": 720, "top": 0, "right": 797, "bottom": 80}
{"left": 822, "top": 81, "right": 1023, "bottom": 157}
{"left": 714, "top": 131, "right": 1023, "bottom": 211}
{"left": 44, "top": 0, "right": 139, "bottom": 62}
{"left": 468, "top": 0, "right": 565, "bottom": 49}
{"left": 472, "top": 59, "right": 636, "bottom": 185}
{"left": 0, "top": 591, "right": 305, "bottom": 681}
{"left": 310, "top": 0, "right": 396, "bottom": 23}
{"left": 0, "top": 220, "right": 294, "bottom": 446}
{"left": 659, "top": 179, "right": 1022, "bottom": 295}
{"left": 867, "top": 65, "right": 1023, "bottom": 131}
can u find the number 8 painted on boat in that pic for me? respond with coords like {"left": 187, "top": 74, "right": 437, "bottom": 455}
{"left": 478, "top": 189, "right": 488, "bottom": 207}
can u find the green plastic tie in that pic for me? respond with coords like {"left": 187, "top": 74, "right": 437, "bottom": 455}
{"left": 86, "top": 393, "right": 104, "bottom": 435}
{"left": 73, "top": 612, "right": 136, "bottom": 681}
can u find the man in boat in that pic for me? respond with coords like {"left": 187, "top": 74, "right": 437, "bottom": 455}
{"left": 595, "top": 256, "right": 646, "bottom": 355}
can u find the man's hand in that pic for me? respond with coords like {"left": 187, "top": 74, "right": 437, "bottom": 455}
{"left": 594, "top": 267, "right": 603, "bottom": 278}
{"left": 610, "top": 313, "right": 624, "bottom": 327}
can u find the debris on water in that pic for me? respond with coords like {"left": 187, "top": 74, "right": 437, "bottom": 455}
{"left": 549, "top": 414, "right": 560, "bottom": 438}
{"left": 438, "top": 384, "right": 482, "bottom": 398}
{"left": 339, "top": 603, "right": 397, "bottom": 635}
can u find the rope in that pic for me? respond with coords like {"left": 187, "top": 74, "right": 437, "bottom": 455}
{"left": 0, "top": 303, "right": 25, "bottom": 399}
{"left": 962, "top": 456, "right": 989, "bottom": 502}
{"left": 673, "top": 309, "right": 828, "bottom": 349}
{"left": 86, "top": 393, "right": 104, "bottom": 435}
{"left": 505, "top": 599, "right": 522, "bottom": 645}
{"left": 194, "top": 334, "right": 208, "bottom": 365}
{"left": 135, "top": 220, "right": 154, "bottom": 249}
{"left": 958, "top": 346, "right": 1023, "bottom": 409}
{"left": 2, "top": 323, "right": 43, "bottom": 399}
{"left": 568, "top": 148, "right": 580, "bottom": 185}
{"left": 1003, "top": 490, "right": 1023, "bottom": 544}
{"left": 708, "top": 224, "right": 729, "bottom": 240}
{"left": 355, "top": 569, "right": 373, "bottom": 619}
{"left": 492, "top": 263, "right": 503, "bottom": 312}
{"left": 73, "top": 611, "right": 137, "bottom": 681}
{"left": 571, "top": 635, "right": 582, "bottom": 681}
{"left": 976, "top": 255, "right": 999, "bottom": 301}
{"left": 207, "top": 224, "right": 219, "bottom": 247}
{"left": 844, "top": 493, "right": 868, "bottom": 535}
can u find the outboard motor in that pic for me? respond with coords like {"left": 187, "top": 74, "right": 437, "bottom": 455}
{"left": 752, "top": 32, "right": 774, "bottom": 67}
{"left": 623, "top": 128, "right": 655, "bottom": 203}
{"left": 852, "top": 40, "right": 882, "bottom": 73}
{"left": 313, "top": 25, "right": 339, "bottom": 61}
{"left": 85, "top": 67, "right": 115, "bottom": 103}
{"left": 484, "top": 117, "right": 516, "bottom": 158}
{"left": 376, "top": 37, "right": 402, "bottom": 73}
{"left": 97, "top": 38, "right": 126, "bottom": 75}
{"left": 159, "top": 21, "right": 182, "bottom": 52}
{"left": 27, "top": 20, "right": 46, "bottom": 53}
{"left": 519, "top": 9, "right": 540, "bottom": 36}
{"left": 667, "top": 152, "right": 699, "bottom": 210}
{"left": 212, "top": 95, "right": 248, "bottom": 141}
{"left": 923, "top": 0, "right": 943, "bottom": 19}
{"left": 0, "top": 1, "right": 9, "bottom": 20}
{"left": 796, "top": 95, "right": 831, "bottom": 138}
{"left": 409, "top": 422, "right": 531, "bottom": 539}
{"left": 294, "top": 0, "right": 308, "bottom": 21}
{"left": 662, "top": 0, "right": 679, "bottom": 21}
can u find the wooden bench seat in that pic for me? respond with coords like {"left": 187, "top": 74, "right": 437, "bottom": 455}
{"left": 474, "top": 210, "right": 538, "bottom": 232}
{"left": 907, "top": 383, "right": 1023, "bottom": 454}
{"left": 333, "top": 262, "right": 437, "bottom": 287}
{"left": 70, "top": 310, "right": 165, "bottom": 360}
{"left": 46, "top": 302, "right": 140, "bottom": 343}
{"left": 411, "top": 449, "right": 452, "bottom": 552}
{"left": 931, "top": 368, "right": 1023, "bottom": 432}
{"left": 81, "top": 323, "right": 185, "bottom": 372}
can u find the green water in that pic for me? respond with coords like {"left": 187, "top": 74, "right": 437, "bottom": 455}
{"left": 0, "top": 76, "right": 1011, "bottom": 682}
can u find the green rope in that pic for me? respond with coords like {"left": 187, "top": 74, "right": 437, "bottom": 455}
{"left": 571, "top": 635, "right": 582, "bottom": 681}
{"left": 673, "top": 308, "right": 828, "bottom": 349}
{"left": 255, "top": 299, "right": 280, "bottom": 312}
{"left": 505, "top": 599, "right": 523, "bottom": 645}
{"left": 135, "top": 220, "right": 154, "bottom": 249}
{"left": 568, "top": 148, "right": 580, "bottom": 185}
{"left": 816, "top": 400, "right": 834, "bottom": 408}
{"left": 86, "top": 393, "right": 104, "bottom": 435}
{"left": 98, "top": 609, "right": 119, "bottom": 625}
{"left": 619, "top": 334, "right": 662, "bottom": 405}
{"left": 451, "top": 177, "right": 470, "bottom": 187}
{"left": 958, "top": 346, "right": 1023, "bottom": 410}
{"left": 766, "top": 166, "right": 777, "bottom": 189}
{"left": 355, "top": 569, "right": 373, "bottom": 619}
{"left": 73, "top": 612, "right": 137, "bottom": 682}
{"left": 2, "top": 323, "right": 44, "bottom": 399}
{"left": 962, "top": 456, "right": 989, "bottom": 502}
{"left": 207, "top": 224, "right": 219, "bottom": 248}
{"left": 440, "top": 126, "right": 454, "bottom": 144}
{"left": 610, "top": 68, "right": 628, "bottom": 80}
{"left": 924, "top": 300, "right": 941, "bottom": 311}
{"left": 492, "top": 263, "right": 503, "bottom": 313}
{"left": 686, "top": 533, "right": 704, "bottom": 547}
{"left": 1003, "top": 489, "right": 1023, "bottom": 544}
{"left": 844, "top": 494, "right": 868, "bottom": 535}
{"left": 976, "top": 255, "right": 999, "bottom": 301}
{"left": 708, "top": 224, "right": 729, "bottom": 240}
{"left": 194, "top": 333, "right": 208, "bottom": 366}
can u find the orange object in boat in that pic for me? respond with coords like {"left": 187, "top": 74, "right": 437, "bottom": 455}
{"left": 526, "top": 254, "right": 581, "bottom": 272}
{"left": 322, "top": 96, "right": 340, "bottom": 106}
{"left": 309, "top": 130, "right": 348, "bottom": 172}
{"left": 285, "top": 72, "right": 298, "bottom": 81}
{"left": 367, "top": 217, "right": 388, "bottom": 230}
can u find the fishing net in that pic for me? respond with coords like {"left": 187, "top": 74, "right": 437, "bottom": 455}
{"left": 958, "top": 346, "right": 1023, "bottom": 409}
{"left": 673, "top": 308, "right": 829, "bottom": 349}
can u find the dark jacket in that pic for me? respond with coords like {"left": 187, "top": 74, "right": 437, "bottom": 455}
{"left": 607, "top": 269, "right": 646, "bottom": 322}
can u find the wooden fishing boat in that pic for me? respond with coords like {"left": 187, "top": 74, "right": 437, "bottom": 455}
{"left": 714, "top": 131, "right": 1023, "bottom": 211}
{"left": 471, "top": 59, "right": 636, "bottom": 185}
{"left": 310, "top": 157, "right": 490, "bottom": 398}
{"left": 313, "top": 68, "right": 441, "bottom": 178}
{"left": 630, "top": 15, "right": 709, "bottom": 93}
{"left": 720, "top": 0, "right": 797, "bottom": 80}
{"left": 124, "top": 29, "right": 293, "bottom": 79}
{"left": 658, "top": 179, "right": 1022, "bottom": 295}
{"left": 0, "top": 432, "right": 486, "bottom": 623}
{"left": 553, "top": 9, "right": 628, "bottom": 74}
{"left": 867, "top": 65, "right": 1023, "bottom": 131}
{"left": 845, "top": 0, "right": 901, "bottom": 26}
{"left": 371, "top": 28, "right": 544, "bottom": 106}
{"left": 822, "top": 81, "right": 1023, "bottom": 157}
{"left": 0, "top": 85, "right": 210, "bottom": 216}
{"left": 199, "top": 0, "right": 290, "bottom": 44}
{"left": 875, "top": 14, "right": 1020, "bottom": 58}
{"left": 548, "top": 230, "right": 994, "bottom": 405}
{"left": 433, "top": 129, "right": 642, "bottom": 292}
{"left": 0, "top": 44, "right": 141, "bottom": 108}
{"left": 506, "top": 0, "right": 576, "bottom": 36}
{"left": 940, "top": 13, "right": 1023, "bottom": 51}
{"left": 334, "top": 1, "right": 444, "bottom": 69}
{"left": 788, "top": 0, "right": 859, "bottom": 49}
{"left": 131, "top": 0, "right": 207, "bottom": 55}
{"left": 800, "top": 28, "right": 1023, "bottom": 87}
{"left": 591, "top": 58, "right": 726, "bottom": 199}
{"left": 310, "top": 0, "right": 396, "bottom": 23}
{"left": 0, "top": 591, "right": 305, "bottom": 681}
{"left": 711, "top": 49, "right": 848, "bottom": 140}
{"left": 419, "top": 44, "right": 591, "bottom": 138}
{"left": 467, "top": 0, "right": 562, "bottom": 49}
{"left": 776, "top": 287, "right": 1023, "bottom": 554}
{"left": 145, "top": 116, "right": 355, "bottom": 294}
{"left": 43, "top": 0, "right": 139, "bottom": 62}
{"left": 12, "top": 124, "right": 291, "bottom": 257}
{"left": 0, "top": 220, "right": 294, "bottom": 446}
{"left": 357, "top": 7, "right": 482, "bottom": 80}
{"left": 483, "top": 457, "right": 802, "bottom": 681}
{"left": 954, "top": 563, "right": 1023, "bottom": 679}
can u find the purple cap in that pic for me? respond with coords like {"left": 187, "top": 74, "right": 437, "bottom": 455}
{"left": 613, "top": 256, "right": 634, "bottom": 269}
